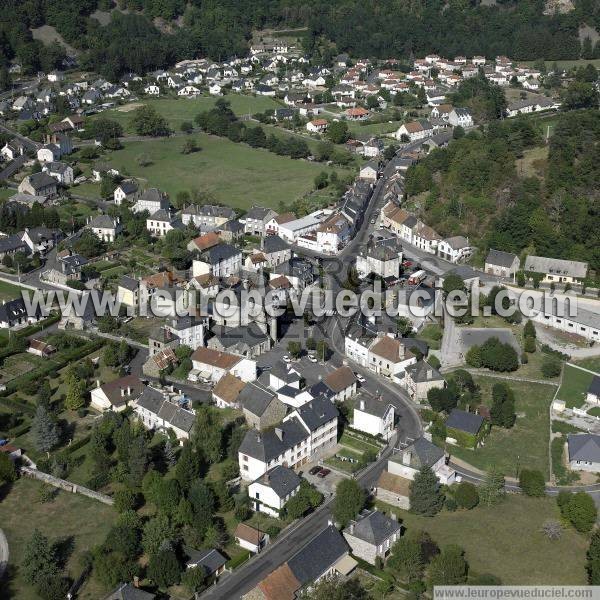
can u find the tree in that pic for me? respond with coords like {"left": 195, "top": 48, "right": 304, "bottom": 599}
{"left": 564, "top": 492, "right": 597, "bottom": 532}
{"left": 188, "top": 479, "right": 216, "bottom": 538}
{"left": 147, "top": 544, "right": 181, "bottom": 588}
{"left": 193, "top": 406, "right": 223, "bottom": 464}
{"left": 0, "top": 452, "right": 16, "bottom": 485}
{"left": 175, "top": 442, "right": 202, "bottom": 491}
{"left": 442, "top": 273, "right": 465, "bottom": 296}
{"left": 114, "top": 488, "right": 140, "bottom": 513}
{"left": 287, "top": 341, "right": 302, "bottom": 359}
{"left": 127, "top": 435, "right": 149, "bottom": 488}
{"left": 314, "top": 171, "right": 329, "bottom": 189}
{"left": 182, "top": 565, "right": 206, "bottom": 593}
{"left": 327, "top": 120, "right": 349, "bottom": 144}
{"left": 454, "top": 482, "right": 479, "bottom": 509}
{"left": 427, "top": 545, "right": 468, "bottom": 587}
{"left": 21, "top": 529, "right": 58, "bottom": 586}
{"left": 65, "top": 370, "right": 86, "bottom": 411}
{"left": 519, "top": 469, "right": 545, "bottom": 496}
{"left": 142, "top": 514, "right": 175, "bottom": 556}
{"left": 90, "top": 117, "right": 123, "bottom": 144}
{"left": 316, "top": 340, "right": 329, "bottom": 362}
{"left": 410, "top": 465, "right": 444, "bottom": 516}
{"left": 132, "top": 105, "right": 171, "bottom": 136}
{"left": 31, "top": 405, "right": 60, "bottom": 453}
{"left": 332, "top": 479, "right": 365, "bottom": 527}
{"left": 562, "top": 81, "right": 599, "bottom": 110}
{"left": 300, "top": 575, "right": 369, "bottom": 599}
{"left": 182, "top": 138, "right": 200, "bottom": 154}
{"left": 524, "top": 319, "right": 536, "bottom": 339}
{"left": 164, "top": 438, "right": 177, "bottom": 467}
{"left": 541, "top": 358, "right": 561, "bottom": 378}
{"left": 387, "top": 537, "right": 425, "bottom": 583}
{"left": 490, "top": 382, "right": 515, "bottom": 429}
{"left": 479, "top": 467, "right": 505, "bottom": 506}
{"left": 587, "top": 529, "right": 600, "bottom": 584}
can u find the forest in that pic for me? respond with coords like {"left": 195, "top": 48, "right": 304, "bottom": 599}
{"left": 1, "top": 0, "right": 599, "bottom": 79}
{"left": 404, "top": 109, "right": 600, "bottom": 274}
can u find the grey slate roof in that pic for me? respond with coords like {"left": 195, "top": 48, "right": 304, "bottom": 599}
{"left": 345, "top": 510, "right": 402, "bottom": 546}
{"left": 25, "top": 172, "right": 57, "bottom": 191}
{"left": 239, "top": 382, "right": 277, "bottom": 417}
{"left": 355, "top": 395, "right": 393, "bottom": 418}
{"left": 394, "top": 436, "right": 444, "bottom": 469}
{"left": 263, "top": 234, "right": 290, "bottom": 254}
{"left": 568, "top": 434, "right": 600, "bottom": 463}
{"left": 201, "top": 242, "right": 241, "bottom": 264}
{"left": 105, "top": 583, "right": 156, "bottom": 600}
{"left": 88, "top": 214, "right": 117, "bottom": 229}
{"left": 524, "top": 255, "right": 588, "bottom": 279}
{"left": 0, "top": 234, "right": 26, "bottom": 254}
{"left": 184, "top": 547, "right": 227, "bottom": 574}
{"left": 287, "top": 525, "right": 349, "bottom": 585}
{"left": 117, "top": 180, "right": 138, "bottom": 194}
{"left": 119, "top": 275, "right": 139, "bottom": 291}
{"left": 239, "top": 418, "right": 307, "bottom": 463}
{"left": 253, "top": 465, "right": 302, "bottom": 499}
{"left": 588, "top": 376, "right": 600, "bottom": 398}
{"left": 405, "top": 360, "right": 443, "bottom": 384}
{"left": 211, "top": 322, "right": 268, "bottom": 350}
{"left": 446, "top": 409, "right": 484, "bottom": 435}
{"left": 137, "top": 387, "right": 195, "bottom": 433}
{"left": 294, "top": 395, "right": 339, "bottom": 432}
{"left": 485, "top": 248, "right": 518, "bottom": 268}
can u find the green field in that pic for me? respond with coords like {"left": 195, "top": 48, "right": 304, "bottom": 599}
{"left": 0, "top": 478, "right": 117, "bottom": 600}
{"left": 448, "top": 377, "right": 555, "bottom": 478}
{"left": 95, "top": 94, "right": 282, "bottom": 133}
{"left": 347, "top": 119, "right": 401, "bottom": 137}
{"left": 557, "top": 364, "right": 596, "bottom": 409}
{"left": 0, "top": 280, "right": 30, "bottom": 302}
{"left": 377, "top": 494, "right": 588, "bottom": 584}
{"left": 103, "top": 135, "right": 348, "bottom": 210}
{"left": 574, "top": 357, "right": 600, "bottom": 374}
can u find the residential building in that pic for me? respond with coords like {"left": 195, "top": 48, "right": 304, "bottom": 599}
{"left": 448, "top": 107, "right": 473, "bottom": 127}
{"left": 437, "top": 236, "right": 472, "bottom": 263}
{"left": 87, "top": 214, "right": 122, "bottom": 242}
{"left": 248, "top": 465, "right": 302, "bottom": 517}
{"left": 212, "top": 373, "right": 246, "bottom": 409}
{"left": 113, "top": 180, "right": 139, "bottom": 205}
{"left": 208, "top": 323, "right": 270, "bottom": 358}
{"left": 321, "top": 365, "right": 357, "bottom": 402}
{"left": 387, "top": 436, "right": 454, "bottom": 484}
{"left": 484, "top": 249, "right": 520, "bottom": 278}
{"left": 395, "top": 120, "right": 433, "bottom": 141}
{"left": 587, "top": 376, "right": 600, "bottom": 405}
{"left": 192, "top": 243, "right": 242, "bottom": 278}
{"left": 241, "top": 381, "right": 287, "bottom": 430}
{"left": 403, "top": 360, "right": 444, "bottom": 402}
{"left": 0, "top": 297, "right": 41, "bottom": 329}
{"left": 20, "top": 226, "right": 62, "bottom": 256}
{"left": 306, "top": 119, "right": 328, "bottom": 133}
{"left": 524, "top": 255, "right": 588, "bottom": 284}
{"left": 90, "top": 375, "right": 144, "bottom": 412}
{"left": 368, "top": 334, "right": 417, "bottom": 379}
{"left": 568, "top": 434, "right": 600, "bottom": 473}
{"left": 181, "top": 204, "right": 236, "bottom": 228}
{"left": 185, "top": 547, "right": 227, "bottom": 578}
{"left": 356, "top": 236, "right": 403, "bottom": 279}
{"left": 342, "top": 510, "right": 402, "bottom": 565}
{"left": 235, "top": 523, "right": 270, "bottom": 553}
{"left": 42, "top": 161, "right": 74, "bottom": 185}
{"left": 260, "top": 235, "right": 291, "bottom": 268}
{"left": 131, "top": 188, "right": 170, "bottom": 214}
{"left": 104, "top": 583, "right": 156, "bottom": 600}
{"left": 445, "top": 409, "right": 485, "bottom": 448}
{"left": 244, "top": 206, "right": 278, "bottom": 236}
{"left": 18, "top": 172, "right": 58, "bottom": 198}
{"left": 352, "top": 395, "right": 395, "bottom": 438}
{"left": 189, "top": 346, "right": 257, "bottom": 383}
{"left": 146, "top": 209, "right": 182, "bottom": 237}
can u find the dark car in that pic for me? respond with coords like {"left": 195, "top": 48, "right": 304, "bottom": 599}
{"left": 317, "top": 468, "right": 331, "bottom": 478}
{"left": 309, "top": 466, "right": 322, "bottom": 476}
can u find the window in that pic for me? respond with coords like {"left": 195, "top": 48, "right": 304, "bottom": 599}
{"left": 243, "top": 465, "right": 248, "bottom": 471}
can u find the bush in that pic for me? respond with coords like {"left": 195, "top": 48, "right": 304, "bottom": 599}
{"left": 518, "top": 469, "right": 546, "bottom": 496}
{"left": 524, "top": 336, "right": 536, "bottom": 353}
{"left": 541, "top": 358, "right": 562, "bottom": 378}
{"left": 454, "top": 482, "right": 479, "bottom": 509}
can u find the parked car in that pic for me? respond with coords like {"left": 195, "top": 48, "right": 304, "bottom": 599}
{"left": 356, "top": 373, "right": 366, "bottom": 384}
{"left": 402, "top": 260, "right": 413, "bottom": 268}
{"left": 282, "top": 354, "right": 291, "bottom": 363}
{"left": 309, "top": 466, "right": 322, "bottom": 476}
{"left": 308, "top": 352, "right": 317, "bottom": 363}
{"left": 317, "top": 468, "right": 331, "bottom": 478}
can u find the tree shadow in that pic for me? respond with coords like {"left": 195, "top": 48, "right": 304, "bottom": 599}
{"left": 53, "top": 535, "right": 75, "bottom": 570}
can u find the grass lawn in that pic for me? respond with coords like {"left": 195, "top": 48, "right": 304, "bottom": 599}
{"left": 515, "top": 145, "right": 548, "bottom": 179}
{"left": 346, "top": 120, "right": 401, "bottom": 137}
{"left": 376, "top": 494, "right": 588, "bottom": 584}
{"left": 102, "top": 135, "right": 349, "bottom": 210}
{"left": 0, "top": 280, "right": 29, "bottom": 303}
{"left": 0, "top": 478, "right": 117, "bottom": 600}
{"left": 339, "top": 432, "right": 383, "bottom": 454}
{"left": 557, "top": 364, "right": 596, "bottom": 409}
{"left": 0, "top": 188, "right": 14, "bottom": 201}
{"left": 95, "top": 94, "right": 282, "bottom": 133}
{"left": 418, "top": 324, "right": 443, "bottom": 350}
{"left": 448, "top": 376, "right": 555, "bottom": 478}
{"left": 573, "top": 357, "right": 600, "bottom": 374}
{"left": 72, "top": 182, "right": 102, "bottom": 199}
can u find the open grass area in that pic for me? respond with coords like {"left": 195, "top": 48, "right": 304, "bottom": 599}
{"left": 418, "top": 323, "right": 443, "bottom": 350}
{"left": 346, "top": 119, "right": 402, "bottom": 137}
{"left": 448, "top": 376, "right": 555, "bottom": 478}
{"left": 103, "top": 135, "right": 348, "bottom": 210}
{"left": 0, "top": 280, "right": 29, "bottom": 302}
{"left": 376, "top": 494, "right": 588, "bottom": 584}
{"left": 95, "top": 94, "right": 282, "bottom": 133}
{"left": 573, "top": 357, "right": 600, "bottom": 373}
{"left": 515, "top": 145, "right": 548, "bottom": 179}
{"left": 0, "top": 478, "right": 117, "bottom": 600}
{"left": 557, "top": 364, "right": 596, "bottom": 409}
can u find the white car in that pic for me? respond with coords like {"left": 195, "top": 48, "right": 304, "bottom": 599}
{"left": 308, "top": 353, "right": 318, "bottom": 363}
{"left": 356, "top": 373, "right": 366, "bottom": 384}
{"left": 282, "top": 354, "right": 291, "bottom": 363}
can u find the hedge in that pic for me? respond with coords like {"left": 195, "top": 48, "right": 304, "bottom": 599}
{"left": 226, "top": 550, "right": 252, "bottom": 570}
{"left": 0, "top": 395, "right": 36, "bottom": 416}
{"left": 16, "top": 313, "right": 61, "bottom": 339}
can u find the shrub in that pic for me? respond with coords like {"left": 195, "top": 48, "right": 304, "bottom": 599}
{"left": 541, "top": 358, "right": 562, "bottom": 378}
{"left": 518, "top": 469, "right": 546, "bottom": 496}
{"left": 454, "top": 482, "right": 479, "bottom": 509}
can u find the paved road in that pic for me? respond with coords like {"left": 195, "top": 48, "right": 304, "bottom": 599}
{"left": 0, "top": 154, "right": 27, "bottom": 181}
{"left": 0, "top": 528, "right": 8, "bottom": 583}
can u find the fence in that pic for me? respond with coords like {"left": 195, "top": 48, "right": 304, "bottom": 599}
{"left": 20, "top": 466, "right": 114, "bottom": 505}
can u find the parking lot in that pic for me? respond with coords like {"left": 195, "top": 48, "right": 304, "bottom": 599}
{"left": 300, "top": 454, "right": 349, "bottom": 497}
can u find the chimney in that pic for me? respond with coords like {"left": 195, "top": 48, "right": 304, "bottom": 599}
{"left": 120, "top": 387, "right": 125, "bottom": 397}
{"left": 391, "top": 512, "right": 397, "bottom": 521}
{"left": 275, "top": 427, "right": 283, "bottom": 441}
{"left": 402, "top": 450, "right": 412, "bottom": 466}
{"left": 349, "top": 523, "right": 355, "bottom": 534}
{"left": 96, "top": 380, "right": 100, "bottom": 388}
{"left": 360, "top": 399, "right": 365, "bottom": 411}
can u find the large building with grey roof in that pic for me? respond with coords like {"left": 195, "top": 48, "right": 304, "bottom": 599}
{"left": 343, "top": 509, "right": 402, "bottom": 565}
{"left": 248, "top": 465, "right": 302, "bottom": 516}
{"left": 524, "top": 255, "right": 588, "bottom": 284}
{"left": 568, "top": 433, "right": 600, "bottom": 473}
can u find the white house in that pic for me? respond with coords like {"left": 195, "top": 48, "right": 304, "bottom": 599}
{"left": 113, "top": 180, "right": 139, "bottom": 205}
{"left": 86, "top": 214, "right": 122, "bottom": 242}
{"left": 387, "top": 436, "right": 455, "bottom": 484}
{"left": 352, "top": 395, "right": 395, "bottom": 438}
{"left": 248, "top": 465, "right": 302, "bottom": 517}
{"left": 90, "top": 375, "right": 144, "bottom": 412}
{"left": 131, "top": 187, "right": 170, "bottom": 214}
{"left": 568, "top": 434, "right": 600, "bottom": 474}
{"left": 191, "top": 243, "right": 242, "bottom": 278}
{"left": 234, "top": 523, "right": 269, "bottom": 554}
{"left": 144, "top": 84, "right": 160, "bottom": 95}
{"left": 368, "top": 334, "right": 417, "bottom": 379}
{"left": 448, "top": 107, "right": 473, "bottom": 128}
{"left": 437, "top": 236, "right": 472, "bottom": 263}
{"left": 190, "top": 347, "right": 257, "bottom": 383}
{"left": 343, "top": 510, "right": 402, "bottom": 565}
{"left": 306, "top": 119, "right": 328, "bottom": 133}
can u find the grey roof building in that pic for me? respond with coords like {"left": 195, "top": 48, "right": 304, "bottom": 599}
{"left": 524, "top": 255, "right": 588, "bottom": 280}
{"left": 568, "top": 433, "right": 600, "bottom": 470}
{"left": 104, "top": 583, "right": 156, "bottom": 600}
{"left": 239, "top": 418, "right": 307, "bottom": 463}
{"left": 485, "top": 248, "right": 519, "bottom": 269}
{"left": 391, "top": 436, "right": 444, "bottom": 470}
{"left": 446, "top": 409, "right": 484, "bottom": 435}
{"left": 343, "top": 509, "right": 402, "bottom": 564}
{"left": 184, "top": 547, "right": 227, "bottom": 576}
{"left": 252, "top": 465, "right": 302, "bottom": 500}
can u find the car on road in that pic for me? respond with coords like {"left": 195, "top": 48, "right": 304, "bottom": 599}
{"left": 402, "top": 260, "right": 413, "bottom": 268}
{"left": 356, "top": 373, "right": 366, "bottom": 384}
{"left": 317, "top": 468, "right": 331, "bottom": 478}
{"left": 307, "top": 352, "right": 317, "bottom": 363}
{"left": 309, "top": 466, "right": 322, "bottom": 476}
{"left": 282, "top": 354, "right": 291, "bottom": 363}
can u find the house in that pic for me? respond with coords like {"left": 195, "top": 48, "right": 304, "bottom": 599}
{"left": 587, "top": 376, "right": 600, "bottom": 405}
{"left": 187, "top": 231, "right": 221, "bottom": 253}
{"left": 352, "top": 395, "right": 395, "bottom": 438}
{"left": 524, "top": 255, "right": 588, "bottom": 284}
{"left": 117, "top": 276, "right": 141, "bottom": 309}
{"left": 395, "top": 120, "right": 433, "bottom": 141}
{"left": 437, "top": 236, "right": 472, "bottom": 263}
{"left": 345, "top": 107, "right": 370, "bottom": 121}
{"left": 212, "top": 373, "right": 246, "bottom": 408}
{"left": 484, "top": 249, "right": 520, "bottom": 278}
{"left": 165, "top": 315, "right": 206, "bottom": 350}
{"left": 178, "top": 85, "right": 201, "bottom": 97}
{"left": 192, "top": 243, "right": 242, "bottom": 278}
{"left": 235, "top": 523, "right": 269, "bottom": 553}
{"left": 190, "top": 346, "right": 257, "bottom": 383}
{"left": 359, "top": 161, "right": 379, "bottom": 182}
{"left": 248, "top": 465, "right": 302, "bottom": 517}
{"left": 241, "top": 381, "right": 287, "bottom": 430}
{"left": 531, "top": 301, "right": 600, "bottom": 343}
{"left": 131, "top": 188, "right": 169, "bottom": 214}
{"left": 1, "top": 139, "right": 26, "bottom": 160}
{"left": 207, "top": 323, "right": 271, "bottom": 358}
{"left": 445, "top": 409, "right": 485, "bottom": 448}
{"left": 146, "top": 209, "right": 182, "bottom": 237}
{"left": 238, "top": 396, "right": 338, "bottom": 480}
{"left": 20, "top": 226, "right": 62, "bottom": 256}
{"left": 134, "top": 386, "right": 195, "bottom": 441}
{"left": 567, "top": 434, "right": 600, "bottom": 473}
{"left": 18, "top": 172, "right": 58, "bottom": 198}
{"left": 448, "top": 107, "right": 473, "bottom": 128}
{"left": 311, "top": 212, "right": 351, "bottom": 254}
{"left": 356, "top": 236, "right": 403, "bottom": 279}
{"left": 41, "top": 160, "right": 73, "bottom": 185}
{"left": 277, "top": 211, "right": 329, "bottom": 244}
{"left": 104, "top": 583, "right": 156, "bottom": 599}
{"left": 403, "top": 360, "right": 444, "bottom": 402}
{"left": 87, "top": 214, "right": 122, "bottom": 242}
{"left": 113, "top": 181, "right": 139, "bottom": 205}
{"left": 185, "top": 547, "right": 227, "bottom": 578}
{"left": 375, "top": 470, "right": 412, "bottom": 509}
{"left": 0, "top": 297, "right": 41, "bottom": 329}
{"left": 37, "top": 143, "right": 61, "bottom": 163}
{"left": 322, "top": 365, "right": 357, "bottom": 402}
{"left": 27, "top": 338, "right": 56, "bottom": 358}
{"left": 506, "top": 97, "right": 558, "bottom": 118}
{"left": 368, "top": 335, "right": 416, "bottom": 379}
{"left": 246, "top": 526, "right": 354, "bottom": 600}
{"left": 0, "top": 234, "right": 27, "bottom": 259}
{"left": 261, "top": 235, "right": 291, "bottom": 268}
{"left": 142, "top": 347, "right": 179, "bottom": 379}
{"left": 90, "top": 375, "right": 144, "bottom": 412}
{"left": 144, "top": 84, "right": 160, "bottom": 96}
{"left": 430, "top": 104, "right": 453, "bottom": 120}
{"left": 387, "top": 436, "right": 454, "bottom": 484}
{"left": 244, "top": 206, "right": 278, "bottom": 236}
{"left": 306, "top": 119, "right": 328, "bottom": 133}
{"left": 343, "top": 509, "right": 402, "bottom": 565}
